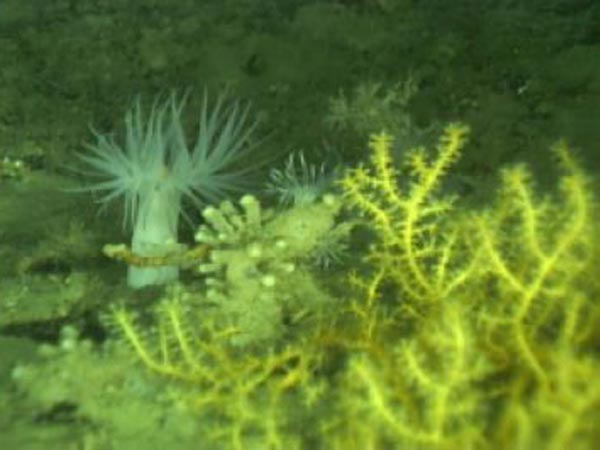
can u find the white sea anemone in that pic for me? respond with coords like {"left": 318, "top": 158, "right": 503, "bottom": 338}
{"left": 76, "top": 91, "right": 259, "bottom": 288}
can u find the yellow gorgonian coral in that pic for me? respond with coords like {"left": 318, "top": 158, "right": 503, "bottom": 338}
{"left": 340, "top": 123, "right": 473, "bottom": 307}
{"left": 335, "top": 125, "right": 599, "bottom": 449}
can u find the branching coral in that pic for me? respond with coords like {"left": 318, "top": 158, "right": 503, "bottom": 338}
{"left": 337, "top": 303, "right": 489, "bottom": 448}
{"left": 335, "top": 125, "right": 600, "bottom": 449}
{"left": 474, "top": 141, "right": 595, "bottom": 385}
{"left": 340, "top": 124, "right": 476, "bottom": 309}
{"left": 325, "top": 78, "right": 418, "bottom": 137}
{"left": 106, "top": 123, "right": 599, "bottom": 450}
{"left": 113, "top": 287, "right": 322, "bottom": 450}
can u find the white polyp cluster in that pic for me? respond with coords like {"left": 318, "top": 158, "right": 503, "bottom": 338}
{"left": 240, "top": 194, "right": 261, "bottom": 229}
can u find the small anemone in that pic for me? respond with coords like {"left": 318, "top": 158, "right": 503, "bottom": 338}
{"left": 266, "top": 151, "right": 335, "bottom": 206}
